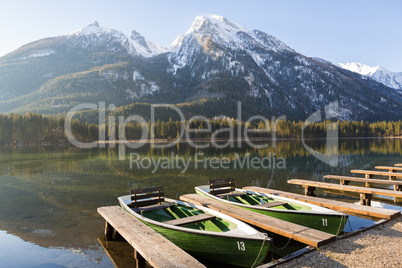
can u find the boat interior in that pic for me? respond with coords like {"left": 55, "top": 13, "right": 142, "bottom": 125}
{"left": 209, "top": 178, "right": 311, "bottom": 211}
{"left": 128, "top": 186, "right": 235, "bottom": 232}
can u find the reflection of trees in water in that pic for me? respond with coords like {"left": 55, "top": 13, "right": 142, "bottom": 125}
{"left": 0, "top": 181, "right": 106, "bottom": 258}
{"left": 0, "top": 138, "right": 401, "bottom": 251}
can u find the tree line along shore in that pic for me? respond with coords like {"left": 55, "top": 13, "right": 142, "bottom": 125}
{"left": 0, "top": 113, "right": 401, "bottom": 145}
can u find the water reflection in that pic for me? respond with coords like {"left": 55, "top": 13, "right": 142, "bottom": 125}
{"left": 0, "top": 231, "right": 113, "bottom": 268}
{"left": 0, "top": 138, "right": 401, "bottom": 267}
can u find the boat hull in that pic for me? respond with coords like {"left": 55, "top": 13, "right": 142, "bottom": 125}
{"left": 195, "top": 188, "right": 348, "bottom": 236}
{"left": 145, "top": 221, "right": 270, "bottom": 267}
{"left": 118, "top": 197, "right": 270, "bottom": 267}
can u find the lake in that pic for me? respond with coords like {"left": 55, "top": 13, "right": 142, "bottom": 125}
{"left": 0, "top": 138, "right": 401, "bottom": 267}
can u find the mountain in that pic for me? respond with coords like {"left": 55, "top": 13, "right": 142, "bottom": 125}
{"left": 0, "top": 15, "right": 401, "bottom": 121}
{"left": 69, "top": 21, "right": 166, "bottom": 56}
{"left": 339, "top": 62, "right": 402, "bottom": 93}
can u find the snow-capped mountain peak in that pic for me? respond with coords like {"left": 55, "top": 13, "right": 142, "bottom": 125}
{"left": 339, "top": 62, "right": 383, "bottom": 76}
{"left": 189, "top": 14, "right": 248, "bottom": 36}
{"left": 68, "top": 21, "right": 164, "bottom": 57}
{"left": 171, "top": 14, "right": 247, "bottom": 48}
{"left": 130, "top": 30, "right": 167, "bottom": 56}
{"left": 171, "top": 14, "right": 290, "bottom": 52}
{"left": 70, "top": 21, "right": 111, "bottom": 36}
{"left": 168, "top": 14, "right": 293, "bottom": 74}
{"left": 339, "top": 62, "right": 402, "bottom": 92}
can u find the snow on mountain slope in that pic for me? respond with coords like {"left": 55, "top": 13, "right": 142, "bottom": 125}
{"left": 1, "top": 15, "right": 401, "bottom": 121}
{"left": 69, "top": 21, "right": 166, "bottom": 57}
{"left": 168, "top": 14, "right": 293, "bottom": 73}
{"left": 339, "top": 62, "right": 402, "bottom": 92}
{"left": 130, "top": 30, "right": 167, "bottom": 55}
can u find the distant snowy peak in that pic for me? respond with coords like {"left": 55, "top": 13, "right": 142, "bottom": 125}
{"left": 339, "top": 62, "right": 385, "bottom": 76}
{"left": 171, "top": 14, "right": 292, "bottom": 53}
{"left": 339, "top": 62, "right": 402, "bottom": 92}
{"left": 69, "top": 21, "right": 164, "bottom": 57}
{"left": 70, "top": 21, "right": 116, "bottom": 36}
{"left": 130, "top": 30, "right": 167, "bottom": 55}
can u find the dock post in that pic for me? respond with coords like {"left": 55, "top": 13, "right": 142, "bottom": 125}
{"left": 105, "top": 221, "right": 114, "bottom": 241}
{"left": 365, "top": 182, "right": 372, "bottom": 188}
{"left": 365, "top": 174, "right": 373, "bottom": 179}
{"left": 360, "top": 193, "right": 372, "bottom": 206}
{"left": 134, "top": 249, "right": 146, "bottom": 267}
{"left": 389, "top": 175, "right": 399, "bottom": 191}
{"left": 304, "top": 186, "right": 316, "bottom": 196}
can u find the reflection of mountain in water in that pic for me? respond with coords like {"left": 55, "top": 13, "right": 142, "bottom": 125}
{"left": 0, "top": 138, "right": 401, "bottom": 265}
{"left": 0, "top": 179, "right": 105, "bottom": 250}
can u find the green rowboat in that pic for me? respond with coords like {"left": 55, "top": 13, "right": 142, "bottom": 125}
{"left": 118, "top": 187, "right": 270, "bottom": 267}
{"left": 195, "top": 179, "right": 348, "bottom": 235}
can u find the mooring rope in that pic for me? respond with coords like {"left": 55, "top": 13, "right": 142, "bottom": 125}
{"left": 270, "top": 231, "right": 295, "bottom": 251}
{"left": 251, "top": 234, "right": 270, "bottom": 268}
{"left": 335, "top": 210, "right": 350, "bottom": 235}
{"left": 347, "top": 214, "right": 353, "bottom": 232}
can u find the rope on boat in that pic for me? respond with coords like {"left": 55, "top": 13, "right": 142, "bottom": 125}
{"left": 270, "top": 225, "right": 311, "bottom": 251}
{"left": 335, "top": 210, "right": 350, "bottom": 235}
{"left": 270, "top": 231, "right": 295, "bottom": 251}
{"left": 337, "top": 209, "right": 353, "bottom": 233}
{"left": 251, "top": 234, "right": 270, "bottom": 268}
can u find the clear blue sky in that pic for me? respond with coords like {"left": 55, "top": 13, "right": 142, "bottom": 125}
{"left": 1, "top": 0, "right": 401, "bottom": 71}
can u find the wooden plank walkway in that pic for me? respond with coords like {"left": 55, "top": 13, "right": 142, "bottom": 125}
{"left": 375, "top": 166, "right": 402, "bottom": 172}
{"left": 180, "top": 194, "right": 336, "bottom": 247}
{"left": 350, "top": 169, "right": 402, "bottom": 178}
{"left": 324, "top": 175, "right": 402, "bottom": 189}
{"left": 395, "top": 163, "right": 402, "bottom": 167}
{"left": 287, "top": 179, "right": 402, "bottom": 205}
{"left": 243, "top": 186, "right": 401, "bottom": 220}
{"left": 97, "top": 206, "right": 205, "bottom": 268}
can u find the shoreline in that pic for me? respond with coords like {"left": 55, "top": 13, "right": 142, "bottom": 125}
{"left": 95, "top": 136, "right": 402, "bottom": 145}
{"left": 1, "top": 136, "right": 401, "bottom": 147}
{"left": 277, "top": 217, "right": 401, "bottom": 267}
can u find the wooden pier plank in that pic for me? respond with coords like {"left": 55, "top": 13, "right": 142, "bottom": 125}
{"left": 375, "top": 166, "right": 402, "bottom": 172}
{"left": 97, "top": 206, "right": 205, "bottom": 268}
{"left": 287, "top": 179, "right": 402, "bottom": 198}
{"left": 350, "top": 170, "right": 402, "bottom": 178}
{"left": 324, "top": 175, "right": 402, "bottom": 186}
{"left": 180, "top": 194, "right": 336, "bottom": 248}
{"left": 394, "top": 163, "right": 402, "bottom": 167}
{"left": 242, "top": 186, "right": 401, "bottom": 220}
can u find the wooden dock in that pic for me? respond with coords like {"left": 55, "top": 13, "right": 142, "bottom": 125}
{"left": 97, "top": 206, "right": 205, "bottom": 268}
{"left": 242, "top": 186, "right": 401, "bottom": 220}
{"left": 351, "top": 168, "right": 402, "bottom": 192}
{"left": 350, "top": 169, "right": 402, "bottom": 179}
{"left": 287, "top": 179, "right": 402, "bottom": 205}
{"left": 180, "top": 194, "right": 336, "bottom": 247}
{"left": 375, "top": 166, "right": 402, "bottom": 172}
{"left": 324, "top": 175, "right": 402, "bottom": 191}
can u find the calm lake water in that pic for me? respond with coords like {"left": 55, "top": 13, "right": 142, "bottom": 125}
{"left": 0, "top": 138, "right": 401, "bottom": 267}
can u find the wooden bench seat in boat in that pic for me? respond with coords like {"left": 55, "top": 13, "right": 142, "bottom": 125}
{"left": 255, "top": 201, "right": 288, "bottom": 208}
{"left": 217, "top": 192, "right": 246, "bottom": 199}
{"left": 209, "top": 178, "right": 235, "bottom": 195}
{"left": 132, "top": 202, "right": 176, "bottom": 212}
{"left": 164, "top": 214, "right": 216, "bottom": 226}
{"left": 129, "top": 186, "right": 168, "bottom": 210}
